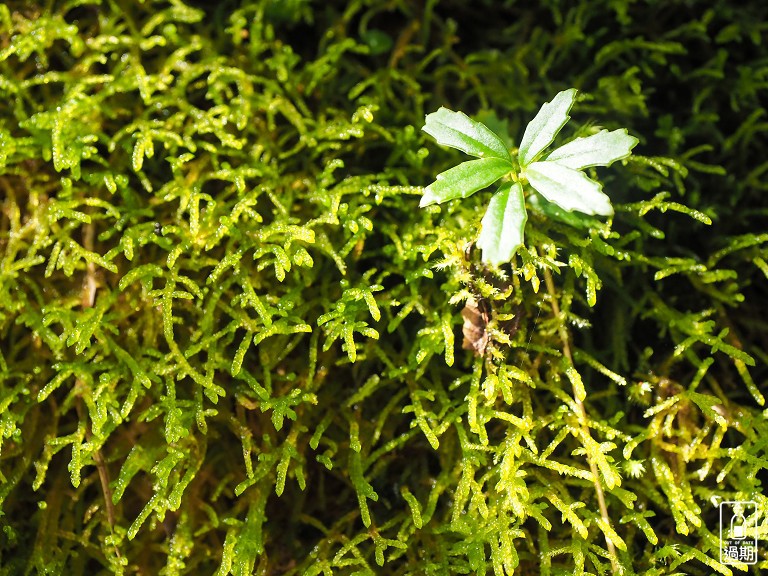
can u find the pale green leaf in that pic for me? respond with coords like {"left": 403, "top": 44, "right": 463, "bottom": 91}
{"left": 477, "top": 182, "right": 527, "bottom": 265}
{"left": 545, "top": 129, "right": 639, "bottom": 169}
{"left": 596, "top": 517, "right": 628, "bottom": 552}
{"left": 687, "top": 391, "right": 728, "bottom": 427}
{"left": 420, "top": 157, "right": 512, "bottom": 207}
{"left": 528, "top": 191, "right": 601, "bottom": 230}
{"left": 400, "top": 486, "right": 423, "bottom": 529}
{"left": 518, "top": 88, "right": 577, "bottom": 166}
{"left": 525, "top": 161, "right": 613, "bottom": 216}
{"left": 565, "top": 364, "right": 586, "bottom": 401}
{"left": 423, "top": 107, "right": 511, "bottom": 160}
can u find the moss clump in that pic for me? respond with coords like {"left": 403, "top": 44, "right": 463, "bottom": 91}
{"left": 1, "top": 0, "right": 766, "bottom": 574}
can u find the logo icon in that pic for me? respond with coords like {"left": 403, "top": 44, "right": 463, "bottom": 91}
{"left": 720, "top": 501, "right": 758, "bottom": 565}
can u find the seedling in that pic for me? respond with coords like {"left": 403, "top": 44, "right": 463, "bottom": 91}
{"left": 421, "top": 88, "right": 638, "bottom": 265}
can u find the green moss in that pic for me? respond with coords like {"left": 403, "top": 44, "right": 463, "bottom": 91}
{"left": 1, "top": 0, "right": 766, "bottom": 574}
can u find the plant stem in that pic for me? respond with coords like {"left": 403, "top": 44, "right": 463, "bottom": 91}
{"left": 542, "top": 266, "right": 619, "bottom": 574}
{"left": 82, "top": 222, "right": 117, "bottom": 530}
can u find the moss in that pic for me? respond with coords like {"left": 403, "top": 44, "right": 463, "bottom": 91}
{"left": 0, "top": 0, "right": 766, "bottom": 574}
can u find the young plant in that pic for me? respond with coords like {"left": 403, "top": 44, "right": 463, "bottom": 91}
{"left": 420, "top": 88, "right": 638, "bottom": 265}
